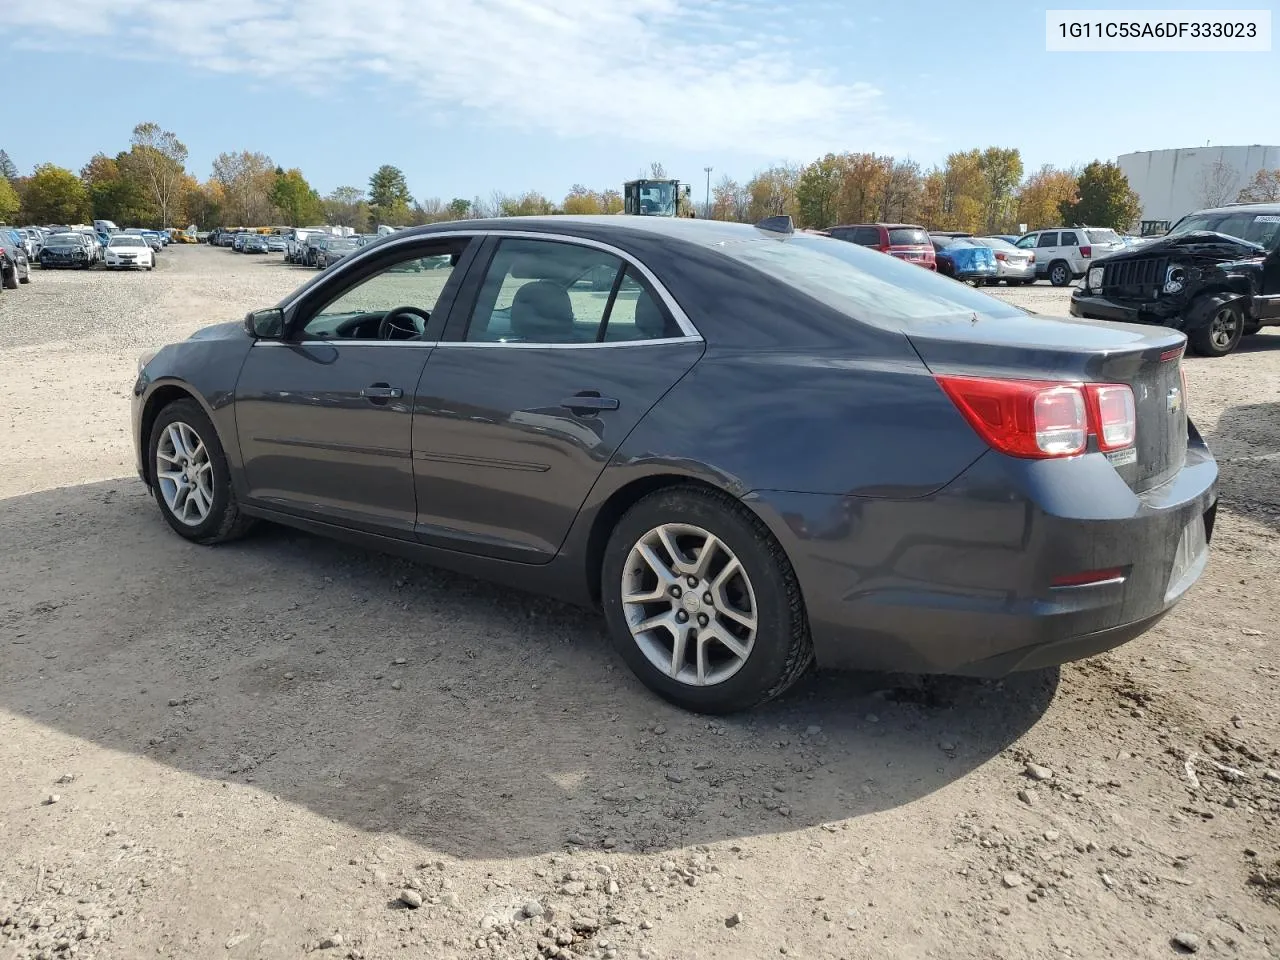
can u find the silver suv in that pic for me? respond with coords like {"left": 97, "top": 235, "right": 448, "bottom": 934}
{"left": 1014, "top": 227, "right": 1126, "bottom": 287}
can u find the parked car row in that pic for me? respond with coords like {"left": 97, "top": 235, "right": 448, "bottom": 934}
{"left": 0, "top": 222, "right": 170, "bottom": 274}
{"left": 208, "top": 225, "right": 375, "bottom": 271}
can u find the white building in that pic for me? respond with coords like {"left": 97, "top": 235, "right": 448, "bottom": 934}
{"left": 1117, "top": 145, "right": 1280, "bottom": 228}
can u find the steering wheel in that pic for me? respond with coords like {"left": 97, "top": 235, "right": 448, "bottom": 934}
{"left": 379, "top": 306, "right": 431, "bottom": 340}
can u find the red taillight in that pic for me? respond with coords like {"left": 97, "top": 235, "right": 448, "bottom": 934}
{"left": 936, "top": 376, "right": 1137, "bottom": 460}
{"left": 1080, "top": 245, "right": 1092, "bottom": 258}
{"left": 994, "top": 251, "right": 1007, "bottom": 261}
{"left": 1088, "top": 384, "right": 1136, "bottom": 450}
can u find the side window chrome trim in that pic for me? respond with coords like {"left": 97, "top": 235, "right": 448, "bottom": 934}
{"left": 434, "top": 335, "right": 700, "bottom": 351}
{"left": 253, "top": 340, "right": 439, "bottom": 348}
{"left": 277, "top": 228, "right": 703, "bottom": 342}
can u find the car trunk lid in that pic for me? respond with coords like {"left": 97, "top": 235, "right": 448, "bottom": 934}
{"left": 907, "top": 313, "right": 1188, "bottom": 493}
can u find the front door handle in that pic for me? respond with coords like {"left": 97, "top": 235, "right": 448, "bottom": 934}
{"left": 560, "top": 393, "right": 619, "bottom": 413}
{"left": 361, "top": 383, "right": 403, "bottom": 401}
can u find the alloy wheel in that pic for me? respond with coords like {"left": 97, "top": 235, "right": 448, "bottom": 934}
{"left": 621, "top": 523, "right": 758, "bottom": 686}
{"left": 155, "top": 421, "right": 215, "bottom": 526}
{"left": 1210, "top": 307, "right": 1239, "bottom": 350}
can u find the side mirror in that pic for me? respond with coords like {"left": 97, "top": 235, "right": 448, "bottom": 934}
{"left": 245, "top": 307, "right": 285, "bottom": 339}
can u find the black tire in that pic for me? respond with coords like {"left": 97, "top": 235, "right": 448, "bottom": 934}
{"left": 147, "top": 398, "right": 255, "bottom": 544}
{"left": 601, "top": 486, "right": 814, "bottom": 714}
{"left": 1188, "top": 301, "right": 1245, "bottom": 357}
{"left": 1, "top": 266, "right": 16, "bottom": 290}
{"left": 1048, "top": 260, "right": 1072, "bottom": 287}
{"left": 18, "top": 271, "right": 30, "bottom": 284}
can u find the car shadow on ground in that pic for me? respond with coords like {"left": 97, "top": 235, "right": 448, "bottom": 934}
{"left": 0, "top": 479, "right": 1057, "bottom": 861}
{"left": 1207, "top": 399, "right": 1280, "bottom": 532}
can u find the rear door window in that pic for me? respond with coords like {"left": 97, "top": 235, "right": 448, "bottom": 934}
{"left": 851, "top": 226, "right": 882, "bottom": 246}
{"left": 1059, "top": 231, "right": 1079, "bottom": 246}
{"left": 1085, "top": 228, "right": 1120, "bottom": 244}
{"left": 1036, "top": 232, "right": 1059, "bottom": 248}
{"left": 887, "top": 227, "right": 928, "bottom": 245}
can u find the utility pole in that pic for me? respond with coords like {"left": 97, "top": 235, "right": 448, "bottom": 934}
{"left": 704, "top": 166, "right": 713, "bottom": 218}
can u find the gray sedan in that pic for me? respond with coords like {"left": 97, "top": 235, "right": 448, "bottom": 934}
{"left": 132, "top": 216, "right": 1216, "bottom": 713}
{"left": 972, "top": 236, "right": 1037, "bottom": 285}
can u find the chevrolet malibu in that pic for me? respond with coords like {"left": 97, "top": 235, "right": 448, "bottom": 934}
{"left": 132, "top": 216, "right": 1217, "bottom": 713}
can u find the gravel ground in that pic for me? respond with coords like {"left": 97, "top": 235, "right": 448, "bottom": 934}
{"left": 0, "top": 246, "right": 1278, "bottom": 960}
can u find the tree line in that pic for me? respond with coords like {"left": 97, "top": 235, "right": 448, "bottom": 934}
{"left": 3, "top": 123, "right": 1278, "bottom": 234}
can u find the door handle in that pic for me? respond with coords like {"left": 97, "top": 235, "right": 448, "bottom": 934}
{"left": 560, "top": 393, "right": 619, "bottom": 413}
{"left": 361, "top": 383, "right": 403, "bottom": 400}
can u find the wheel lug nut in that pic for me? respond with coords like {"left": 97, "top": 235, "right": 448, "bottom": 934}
{"left": 675, "top": 610, "right": 689, "bottom": 623}
{"left": 686, "top": 576, "right": 698, "bottom": 588}
{"left": 703, "top": 592, "right": 713, "bottom": 605}
{"left": 669, "top": 585, "right": 682, "bottom": 598}
{"left": 697, "top": 613, "right": 709, "bottom": 627}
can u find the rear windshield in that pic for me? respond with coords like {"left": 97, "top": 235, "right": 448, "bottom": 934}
{"left": 716, "top": 235, "right": 1024, "bottom": 325}
{"left": 1085, "top": 228, "right": 1121, "bottom": 243}
{"left": 887, "top": 227, "right": 929, "bottom": 245}
{"left": 972, "top": 237, "right": 1017, "bottom": 251}
{"left": 1167, "top": 211, "right": 1280, "bottom": 249}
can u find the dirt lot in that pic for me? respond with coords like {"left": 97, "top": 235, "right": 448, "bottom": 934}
{"left": 1, "top": 246, "right": 1278, "bottom": 960}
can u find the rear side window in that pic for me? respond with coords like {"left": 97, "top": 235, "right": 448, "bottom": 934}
{"left": 888, "top": 227, "right": 928, "bottom": 245}
{"left": 1036, "top": 232, "right": 1059, "bottom": 248}
{"left": 1060, "top": 231, "right": 1079, "bottom": 246}
{"left": 716, "top": 235, "right": 1024, "bottom": 326}
{"left": 1085, "top": 229, "right": 1120, "bottom": 243}
{"left": 851, "top": 226, "right": 882, "bottom": 246}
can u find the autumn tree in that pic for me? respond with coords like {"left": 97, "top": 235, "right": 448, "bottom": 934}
{"left": 0, "top": 177, "right": 19, "bottom": 222}
{"left": 795, "top": 154, "right": 845, "bottom": 228}
{"left": 936, "top": 150, "right": 987, "bottom": 233}
{"left": 1060, "top": 161, "right": 1141, "bottom": 231}
{"left": 1236, "top": 168, "right": 1280, "bottom": 202}
{"left": 497, "top": 191, "right": 556, "bottom": 217}
{"left": 368, "top": 165, "right": 412, "bottom": 225}
{"left": 977, "top": 147, "right": 1023, "bottom": 233}
{"left": 0, "top": 150, "right": 17, "bottom": 182}
{"left": 880, "top": 159, "right": 923, "bottom": 223}
{"left": 129, "top": 123, "right": 188, "bottom": 228}
{"left": 446, "top": 197, "right": 473, "bottom": 219}
{"left": 600, "top": 189, "right": 623, "bottom": 214}
{"left": 183, "top": 178, "right": 225, "bottom": 228}
{"left": 1016, "top": 165, "right": 1078, "bottom": 231}
{"left": 744, "top": 165, "right": 801, "bottom": 223}
{"left": 80, "top": 152, "right": 154, "bottom": 225}
{"left": 562, "top": 184, "right": 605, "bottom": 215}
{"left": 323, "top": 186, "right": 370, "bottom": 229}
{"left": 270, "top": 168, "right": 324, "bottom": 225}
{"left": 212, "top": 151, "right": 277, "bottom": 225}
{"left": 833, "top": 154, "right": 892, "bottom": 225}
{"left": 21, "top": 164, "right": 90, "bottom": 223}
{"left": 710, "top": 175, "right": 748, "bottom": 221}
{"left": 1197, "top": 157, "right": 1240, "bottom": 208}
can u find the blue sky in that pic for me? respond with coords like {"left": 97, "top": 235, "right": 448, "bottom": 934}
{"left": 4, "top": 0, "right": 1276, "bottom": 203}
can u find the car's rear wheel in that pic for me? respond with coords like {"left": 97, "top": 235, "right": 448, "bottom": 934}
{"left": 148, "top": 399, "right": 254, "bottom": 544}
{"left": 1048, "top": 260, "right": 1072, "bottom": 286}
{"left": 1188, "top": 301, "right": 1244, "bottom": 358}
{"left": 602, "top": 487, "right": 813, "bottom": 714}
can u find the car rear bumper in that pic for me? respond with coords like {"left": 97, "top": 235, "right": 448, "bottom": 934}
{"left": 997, "top": 261, "right": 1036, "bottom": 280}
{"left": 955, "top": 267, "right": 998, "bottom": 282}
{"left": 744, "top": 430, "right": 1217, "bottom": 677}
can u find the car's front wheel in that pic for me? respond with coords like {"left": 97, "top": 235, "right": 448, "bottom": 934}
{"left": 602, "top": 487, "right": 814, "bottom": 714}
{"left": 1189, "top": 301, "right": 1245, "bottom": 357}
{"left": 148, "top": 399, "right": 254, "bottom": 544}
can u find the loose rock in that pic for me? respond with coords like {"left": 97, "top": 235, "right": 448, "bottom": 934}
{"left": 1172, "top": 932, "right": 1201, "bottom": 954}
{"left": 1002, "top": 873, "right": 1023, "bottom": 888}
{"left": 1025, "top": 762, "right": 1054, "bottom": 781}
{"left": 398, "top": 889, "right": 423, "bottom": 909}
{"left": 318, "top": 934, "right": 344, "bottom": 949}
{"left": 522, "top": 901, "right": 544, "bottom": 919}
{"left": 725, "top": 912, "right": 743, "bottom": 928}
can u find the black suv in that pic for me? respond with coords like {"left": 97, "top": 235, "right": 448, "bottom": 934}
{"left": 1070, "top": 203, "right": 1280, "bottom": 357}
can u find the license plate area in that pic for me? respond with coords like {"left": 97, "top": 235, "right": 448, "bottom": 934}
{"left": 1166, "top": 514, "right": 1207, "bottom": 597}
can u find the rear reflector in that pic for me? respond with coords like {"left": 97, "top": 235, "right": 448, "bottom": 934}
{"left": 936, "top": 376, "right": 1137, "bottom": 460}
{"left": 1051, "top": 568, "right": 1125, "bottom": 588}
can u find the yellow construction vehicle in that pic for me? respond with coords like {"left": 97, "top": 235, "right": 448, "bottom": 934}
{"left": 623, "top": 179, "right": 695, "bottom": 217}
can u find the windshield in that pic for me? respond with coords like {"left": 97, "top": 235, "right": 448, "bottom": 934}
{"left": 716, "top": 234, "right": 1024, "bottom": 327}
{"left": 932, "top": 235, "right": 979, "bottom": 249}
{"left": 1167, "top": 210, "right": 1280, "bottom": 249}
{"left": 636, "top": 182, "right": 676, "bottom": 216}
{"left": 48, "top": 233, "right": 81, "bottom": 244}
{"left": 329, "top": 239, "right": 358, "bottom": 250}
{"left": 109, "top": 236, "right": 146, "bottom": 247}
{"left": 1085, "top": 228, "right": 1121, "bottom": 244}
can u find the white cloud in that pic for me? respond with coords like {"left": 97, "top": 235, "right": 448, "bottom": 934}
{"left": 8, "top": 0, "right": 921, "bottom": 158}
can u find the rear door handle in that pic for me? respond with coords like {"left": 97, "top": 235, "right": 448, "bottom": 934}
{"left": 560, "top": 393, "right": 619, "bottom": 413}
{"left": 361, "top": 383, "right": 403, "bottom": 400}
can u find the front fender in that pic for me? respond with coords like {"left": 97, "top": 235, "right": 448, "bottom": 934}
{"left": 1183, "top": 291, "right": 1249, "bottom": 330}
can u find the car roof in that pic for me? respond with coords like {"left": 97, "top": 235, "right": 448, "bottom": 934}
{"left": 1183, "top": 202, "right": 1280, "bottom": 216}
{"left": 388, "top": 215, "right": 777, "bottom": 250}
